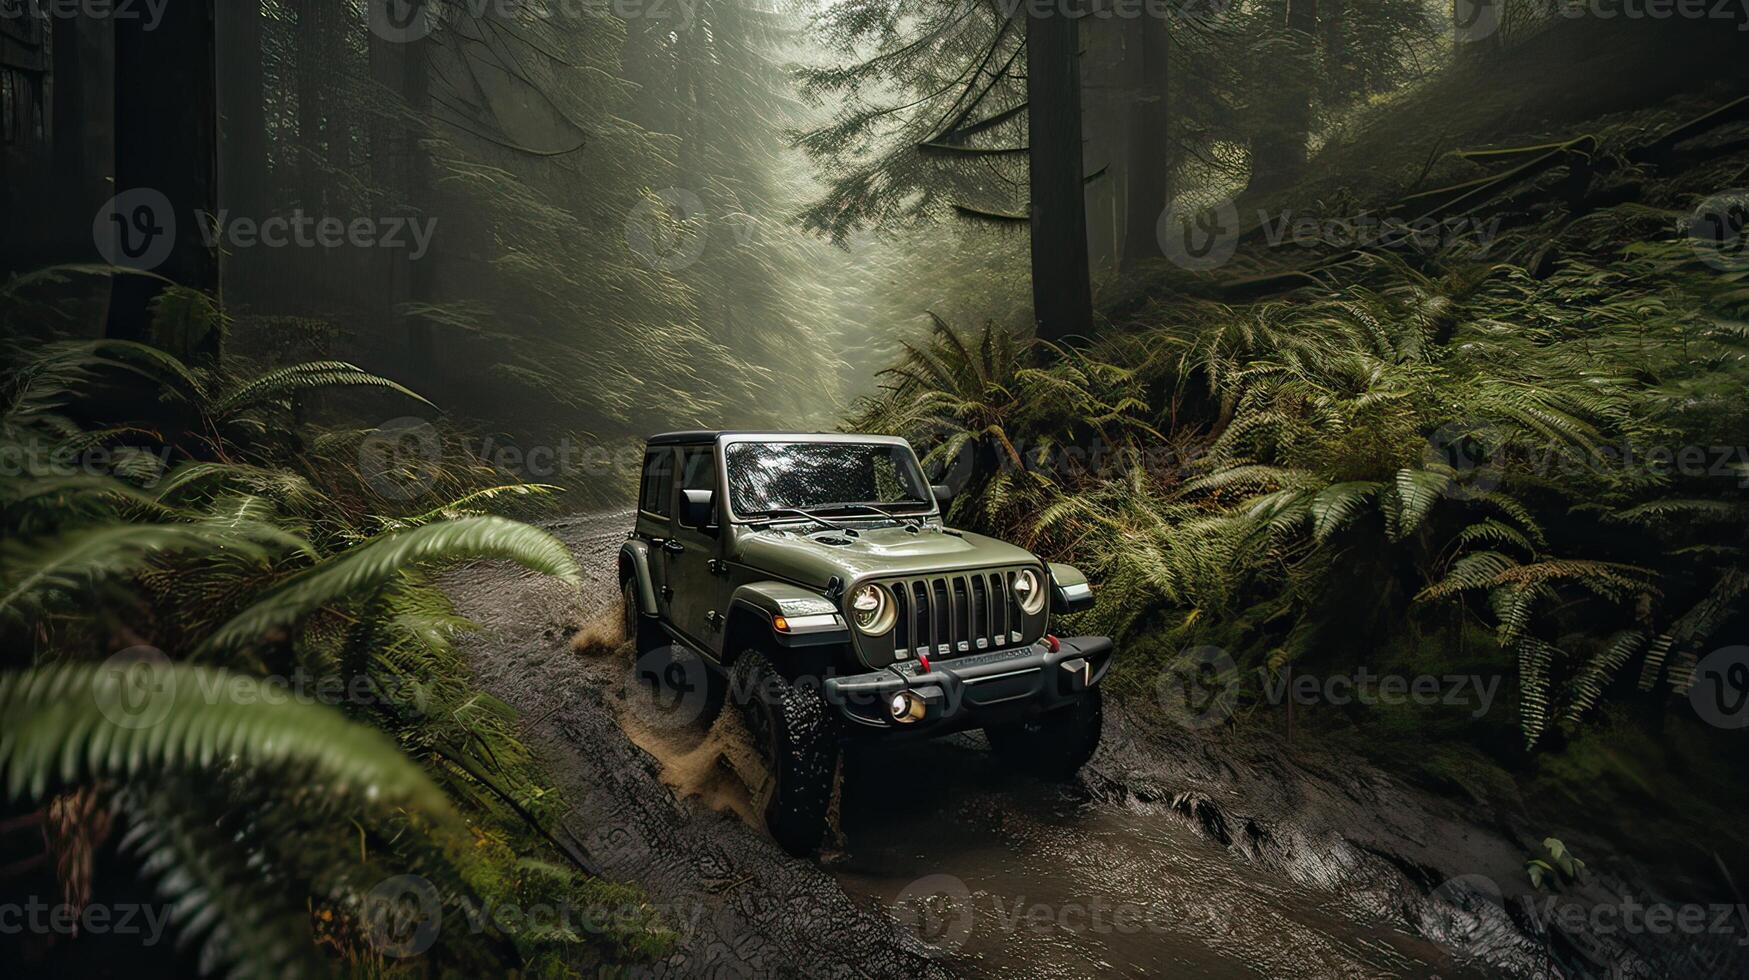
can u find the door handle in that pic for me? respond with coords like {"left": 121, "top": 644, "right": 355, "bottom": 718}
{"left": 662, "top": 539, "right": 686, "bottom": 555}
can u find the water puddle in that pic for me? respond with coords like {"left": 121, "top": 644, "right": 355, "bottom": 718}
{"left": 579, "top": 621, "right": 1480, "bottom": 978}
{"left": 833, "top": 735, "right": 1487, "bottom": 979}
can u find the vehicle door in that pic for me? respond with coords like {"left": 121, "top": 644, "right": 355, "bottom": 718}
{"left": 634, "top": 447, "right": 674, "bottom": 616}
{"left": 662, "top": 443, "right": 729, "bottom": 658}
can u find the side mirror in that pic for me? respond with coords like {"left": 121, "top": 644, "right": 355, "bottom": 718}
{"left": 681, "top": 488, "right": 716, "bottom": 529}
{"left": 931, "top": 484, "right": 953, "bottom": 509}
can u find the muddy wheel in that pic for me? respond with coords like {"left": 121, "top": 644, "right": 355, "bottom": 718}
{"left": 985, "top": 687, "right": 1103, "bottom": 781}
{"left": 621, "top": 576, "right": 661, "bottom": 657}
{"left": 730, "top": 652, "right": 838, "bottom": 856}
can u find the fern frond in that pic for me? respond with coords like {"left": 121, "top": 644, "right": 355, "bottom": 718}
{"left": 196, "top": 517, "right": 581, "bottom": 655}
{"left": 0, "top": 665, "right": 452, "bottom": 814}
{"left": 216, "top": 362, "right": 432, "bottom": 415}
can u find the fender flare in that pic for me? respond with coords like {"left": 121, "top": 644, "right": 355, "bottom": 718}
{"left": 1048, "top": 561, "right": 1094, "bottom": 614}
{"left": 727, "top": 581, "right": 850, "bottom": 649}
{"left": 619, "top": 540, "right": 658, "bottom": 614}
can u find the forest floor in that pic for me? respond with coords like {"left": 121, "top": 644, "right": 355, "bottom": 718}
{"left": 439, "top": 510, "right": 1747, "bottom": 978}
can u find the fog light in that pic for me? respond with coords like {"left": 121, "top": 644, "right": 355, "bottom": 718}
{"left": 888, "top": 691, "right": 926, "bottom": 724}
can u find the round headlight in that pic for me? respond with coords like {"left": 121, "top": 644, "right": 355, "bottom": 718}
{"left": 1012, "top": 569, "right": 1046, "bottom": 615}
{"left": 850, "top": 584, "right": 897, "bottom": 635}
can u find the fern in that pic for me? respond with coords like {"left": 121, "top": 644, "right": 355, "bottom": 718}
{"left": 215, "top": 361, "right": 433, "bottom": 416}
{"left": 0, "top": 664, "right": 452, "bottom": 813}
{"left": 1310, "top": 481, "right": 1380, "bottom": 541}
{"left": 1562, "top": 631, "right": 1648, "bottom": 724}
{"left": 196, "top": 516, "right": 582, "bottom": 656}
{"left": 0, "top": 523, "right": 291, "bottom": 622}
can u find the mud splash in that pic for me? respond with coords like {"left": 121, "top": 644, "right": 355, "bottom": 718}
{"left": 576, "top": 629, "right": 773, "bottom": 831}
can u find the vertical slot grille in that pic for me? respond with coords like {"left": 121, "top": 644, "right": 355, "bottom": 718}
{"left": 877, "top": 567, "right": 1034, "bottom": 660}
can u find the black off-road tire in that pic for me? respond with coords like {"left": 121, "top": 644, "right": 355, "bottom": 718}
{"left": 730, "top": 652, "right": 838, "bottom": 856}
{"left": 985, "top": 687, "right": 1104, "bottom": 781}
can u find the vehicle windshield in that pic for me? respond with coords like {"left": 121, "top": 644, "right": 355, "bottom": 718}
{"left": 724, "top": 441, "right": 932, "bottom": 519}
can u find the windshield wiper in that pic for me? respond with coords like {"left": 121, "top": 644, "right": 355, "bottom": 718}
{"left": 750, "top": 507, "right": 855, "bottom": 531}
{"left": 829, "top": 502, "right": 924, "bottom": 530}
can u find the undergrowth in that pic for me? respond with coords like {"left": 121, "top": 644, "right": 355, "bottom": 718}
{"left": 0, "top": 270, "right": 673, "bottom": 976}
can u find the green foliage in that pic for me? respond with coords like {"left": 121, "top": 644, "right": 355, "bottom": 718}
{"left": 0, "top": 664, "right": 451, "bottom": 814}
{"left": 197, "top": 516, "right": 582, "bottom": 657}
{"left": 1526, "top": 837, "right": 1586, "bottom": 891}
{"left": 862, "top": 202, "right": 1749, "bottom": 753}
{"left": 0, "top": 323, "right": 663, "bottom": 975}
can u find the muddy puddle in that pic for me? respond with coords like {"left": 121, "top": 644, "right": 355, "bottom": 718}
{"left": 583, "top": 629, "right": 1484, "bottom": 979}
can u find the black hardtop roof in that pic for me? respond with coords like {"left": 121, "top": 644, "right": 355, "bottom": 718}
{"left": 643, "top": 431, "right": 901, "bottom": 447}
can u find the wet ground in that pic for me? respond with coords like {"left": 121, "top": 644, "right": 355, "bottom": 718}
{"left": 441, "top": 509, "right": 1725, "bottom": 979}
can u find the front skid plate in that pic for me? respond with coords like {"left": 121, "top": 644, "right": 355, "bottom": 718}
{"left": 822, "top": 635, "right": 1113, "bottom": 732}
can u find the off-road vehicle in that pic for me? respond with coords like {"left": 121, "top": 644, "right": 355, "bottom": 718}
{"left": 619, "top": 431, "right": 1112, "bottom": 854}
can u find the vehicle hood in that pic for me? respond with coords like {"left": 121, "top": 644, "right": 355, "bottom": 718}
{"left": 733, "top": 524, "right": 1039, "bottom": 587}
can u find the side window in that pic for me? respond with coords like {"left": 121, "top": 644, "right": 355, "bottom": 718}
{"left": 639, "top": 449, "right": 673, "bottom": 518}
{"left": 677, "top": 446, "right": 717, "bottom": 528}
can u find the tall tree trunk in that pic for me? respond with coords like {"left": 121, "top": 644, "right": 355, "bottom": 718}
{"left": 366, "top": 10, "right": 436, "bottom": 385}
{"left": 106, "top": 0, "right": 219, "bottom": 361}
{"left": 403, "top": 49, "right": 436, "bottom": 387}
{"left": 293, "top": 0, "right": 330, "bottom": 214}
{"left": 217, "top": 1, "right": 265, "bottom": 218}
{"left": 1120, "top": 18, "right": 1170, "bottom": 270}
{"left": 1026, "top": 10, "right": 1094, "bottom": 345}
{"left": 1320, "top": 0, "right": 1357, "bottom": 104}
{"left": 1250, "top": 0, "right": 1317, "bottom": 191}
{"left": 217, "top": 0, "right": 266, "bottom": 301}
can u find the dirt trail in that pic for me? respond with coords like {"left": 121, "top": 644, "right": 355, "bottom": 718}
{"left": 444, "top": 511, "right": 951, "bottom": 979}
{"left": 442, "top": 511, "right": 1741, "bottom": 979}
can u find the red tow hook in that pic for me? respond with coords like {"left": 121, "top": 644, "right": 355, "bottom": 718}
{"left": 917, "top": 653, "right": 932, "bottom": 673}
{"left": 1044, "top": 634, "right": 1061, "bottom": 653}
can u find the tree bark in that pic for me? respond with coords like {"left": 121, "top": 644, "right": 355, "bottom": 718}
{"left": 217, "top": 0, "right": 265, "bottom": 220}
{"left": 106, "top": 0, "right": 219, "bottom": 361}
{"left": 217, "top": 0, "right": 266, "bottom": 302}
{"left": 1249, "top": 0, "right": 1317, "bottom": 191}
{"left": 1026, "top": 10, "right": 1094, "bottom": 345}
{"left": 1120, "top": 17, "right": 1170, "bottom": 270}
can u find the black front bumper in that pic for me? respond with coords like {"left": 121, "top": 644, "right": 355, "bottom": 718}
{"left": 822, "top": 636, "right": 1113, "bottom": 735}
